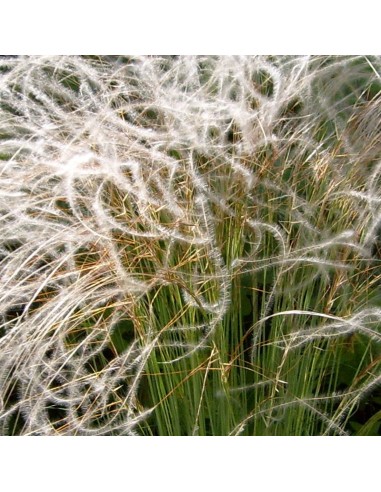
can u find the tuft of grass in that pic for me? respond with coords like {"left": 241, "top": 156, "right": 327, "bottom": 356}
{"left": 1, "top": 55, "right": 381, "bottom": 435}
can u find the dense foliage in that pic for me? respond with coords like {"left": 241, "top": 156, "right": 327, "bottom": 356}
{"left": 1, "top": 55, "right": 381, "bottom": 435}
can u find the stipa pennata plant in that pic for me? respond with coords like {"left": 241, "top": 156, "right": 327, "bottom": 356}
{"left": 1, "top": 55, "right": 381, "bottom": 435}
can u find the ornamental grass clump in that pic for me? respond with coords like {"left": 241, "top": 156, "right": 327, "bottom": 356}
{"left": 1, "top": 55, "right": 381, "bottom": 435}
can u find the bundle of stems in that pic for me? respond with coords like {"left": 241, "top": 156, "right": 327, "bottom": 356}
{"left": 1, "top": 55, "right": 381, "bottom": 435}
